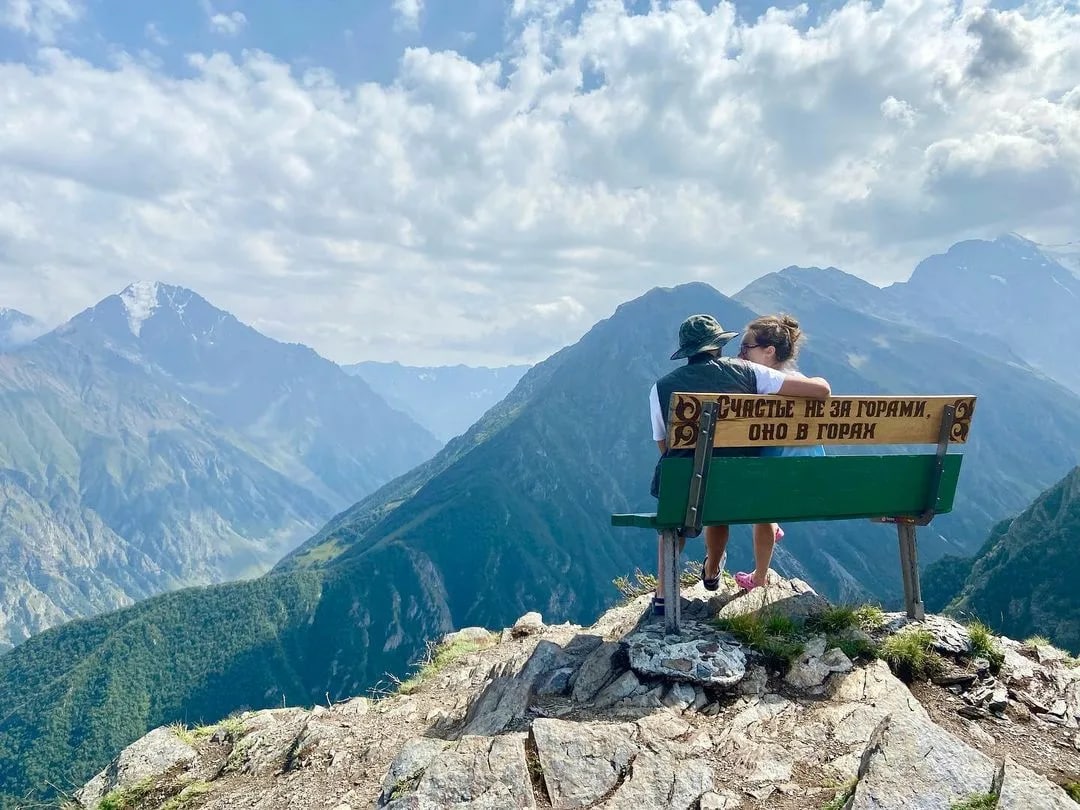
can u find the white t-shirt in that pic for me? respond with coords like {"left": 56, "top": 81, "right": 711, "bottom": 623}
{"left": 649, "top": 361, "right": 788, "bottom": 442}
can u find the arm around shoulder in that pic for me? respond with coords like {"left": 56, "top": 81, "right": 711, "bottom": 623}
{"left": 778, "top": 375, "right": 831, "bottom": 399}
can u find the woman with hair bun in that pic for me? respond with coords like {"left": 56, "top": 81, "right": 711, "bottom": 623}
{"left": 733, "top": 313, "right": 825, "bottom": 591}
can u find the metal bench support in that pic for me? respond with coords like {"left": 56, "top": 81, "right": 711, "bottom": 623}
{"left": 873, "top": 404, "right": 956, "bottom": 619}
{"left": 659, "top": 529, "right": 681, "bottom": 634}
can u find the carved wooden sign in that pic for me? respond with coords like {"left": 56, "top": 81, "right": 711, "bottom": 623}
{"left": 666, "top": 394, "right": 976, "bottom": 449}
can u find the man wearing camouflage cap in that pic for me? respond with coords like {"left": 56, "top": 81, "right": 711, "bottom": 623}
{"left": 648, "top": 314, "right": 831, "bottom": 614}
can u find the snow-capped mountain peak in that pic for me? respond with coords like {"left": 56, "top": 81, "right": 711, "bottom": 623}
{"left": 119, "top": 281, "right": 161, "bottom": 337}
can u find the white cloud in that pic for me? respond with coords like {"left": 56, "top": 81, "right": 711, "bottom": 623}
{"left": 144, "top": 21, "right": 168, "bottom": 47}
{"left": 0, "top": 0, "right": 1079, "bottom": 366}
{"left": 201, "top": 0, "right": 246, "bottom": 35}
{"left": 1, "top": 0, "right": 81, "bottom": 42}
{"left": 392, "top": 0, "right": 423, "bottom": 30}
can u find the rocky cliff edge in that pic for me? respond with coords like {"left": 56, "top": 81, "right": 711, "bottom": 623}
{"left": 72, "top": 575, "right": 1080, "bottom": 809}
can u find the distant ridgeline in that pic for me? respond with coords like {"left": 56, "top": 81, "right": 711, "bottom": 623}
{"left": 924, "top": 465, "right": 1080, "bottom": 654}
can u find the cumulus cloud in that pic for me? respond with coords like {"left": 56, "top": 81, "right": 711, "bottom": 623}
{"left": 1, "top": 0, "right": 81, "bottom": 42}
{"left": 392, "top": 0, "right": 423, "bottom": 30}
{"left": 201, "top": 0, "right": 246, "bottom": 35}
{"left": 0, "top": 0, "right": 1078, "bottom": 365}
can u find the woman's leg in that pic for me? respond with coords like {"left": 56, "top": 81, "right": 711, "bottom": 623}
{"left": 704, "top": 524, "right": 729, "bottom": 586}
{"left": 751, "top": 522, "right": 776, "bottom": 586}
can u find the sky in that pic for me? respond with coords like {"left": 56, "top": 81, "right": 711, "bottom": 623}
{"left": 0, "top": 0, "right": 1077, "bottom": 366}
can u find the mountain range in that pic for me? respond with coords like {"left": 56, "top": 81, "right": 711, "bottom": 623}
{"left": 923, "top": 465, "right": 1080, "bottom": 654}
{"left": 343, "top": 361, "right": 530, "bottom": 442}
{"left": 737, "top": 234, "right": 1080, "bottom": 395}
{"left": 0, "top": 282, "right": 440, "bottom": 648}
{"left": 3, "top": 234, "right": 1080, "bottom": 806}
{"left": 0, "top": 308, "right": 42, "bottom": 350}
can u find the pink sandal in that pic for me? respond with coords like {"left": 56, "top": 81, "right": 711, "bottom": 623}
{"left": 735, "top": 571, "right": 761, "bottom": 591}
{"left": 775, "top": 525, "right": 785, "bottom": 542}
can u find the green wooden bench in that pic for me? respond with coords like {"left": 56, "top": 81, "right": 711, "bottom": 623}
{"left": 612, "top": 392, "right": 977, "bottom": 633}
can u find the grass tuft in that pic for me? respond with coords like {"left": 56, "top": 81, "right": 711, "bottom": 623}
{"left": 159, "top": 780, "right": 213, "bottom": 810}
{"left": 98, "top": 777, "right": 156, "bottom": 810}
{"left": 966, "top": 621, "right": 1004, "bottom": 669}
{"left": 853, "top": 604, "right": 886, "bottom": 632}
{"left": 614, "top": 563, "right": 703, "bottom": 602}
{"left": 880, "top": 629, "right": 946, "bottom": 682}
{"left": 805, "top": 605, "right": 859, "bottom": 635}
{"left": 949, "top": 793, "right": 998, "bottom": 809}
{"left": 1062, "top": 781, "right": 1080, "bottom": 803}
{"left": 714, "top": 610, "right": 805, "bottom": 673}
{"left": 394, "top": 635, "right": 496, "bottom": 695}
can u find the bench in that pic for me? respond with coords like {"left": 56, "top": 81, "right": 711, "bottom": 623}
{"left": 612, "top": 392, "right": 977, "bottom": 633}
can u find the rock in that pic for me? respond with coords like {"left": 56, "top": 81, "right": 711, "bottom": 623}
{"left": 995, "top": 754, "right": 1077, "bottom": 809}
{"left": 880, "top": 613, "right": 971, "bottom": 655}
{"left": 974, "top": 657, "right": 991, "bottom": 678}
{"left": 1002, "top": 646, "right": 1039, "bottom": 683}
{"left": 701, "top": 702, "right": 721, "bottom": 717}
{"left": 958, "top": 705, "right": 989, "bottom": 720}
{"left": 531, "top": 718, "right": 638, "bottom": 807}
{"left": 1034, "top": 644, "right": 1068, "bottom": 664}
{"left": 531, "top": 714, "right": 715, "bottom": 809}
{"left": 511, "top": 612, "right": 546, "bottom": 638}
{"left": 716, "top": 576, "right": 828, "bottom": 621}
{"left": 625, "top": 621, "right": 746, "bottom": 687}
{"left": 570, "top": 641, "right": 624, "bottom": 702}
{"left": 537, "top": 666, "right": 576, "bottom": 697}
{"left": 442, "top": 626, "right": 494, "bottom": 646}
{"left": 849, "top": 712, "right": 996, "bottom": 809}
{"left": 380, "top": 734, "right": 535, "bottom": 808}
{"left": 460, "top": 640, "right": 566, "bottom": 736}
{"left": 662, "top": 682, "right": 696, "bottom": 711}
{"left": 698, "top": 789, "right": 740, "bottom": 809}
{"left": 821, "top": 648, "right": 854, "bottom": 674}
{"left": 76, "top": 727, "right": 196, "bottom": 808}
{"left": 933, "top": 672, "right": 978, "bottom": 688}
{"left": 1050, "top": 699, "right": 1067, "bottom": 716}
{"left": 738, "top": 665, "right": 768, "bottom": 696}
{"left": 593, "top": 671, "right": 642, "bottom": 708}
{"left": 378, "top": 737, "right": 451, "bottom": 805}
{"left": 989, "top": 686, "right": 1009, "bottom": 714}
{"left": 692, "top": 686, "right": 709, "bottom": 710}
{"left": 785, "top": 652, "right": 833, "bottom": 690}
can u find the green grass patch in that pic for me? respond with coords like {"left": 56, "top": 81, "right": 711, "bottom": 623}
{"left": 829, "top": 633, "right": 880, "bottom": 663}
{"left": 950, "top": 793, "right": 997, "bottom": 809}
{"left": 98, "top": 777, "right": 156, "bottom": 810}
{"left": 880, "top": 629, "right": 946, "bottom": 682}
{"left": 805, "top": 605, "right": 859, "bottom": 635}
{"left": 965, "top": 621, "right": 1004, "bottom": 669}
{"left": 394, "top": 635, "right": 497, "bottom": 695}
{"left": 853, "top": 604, "right": 886, "bottom": 632}
{"left": 714, "top": 610, "right": 805, "bottom": 672}
{"left": 159, "top": 780, "right": 212, "bottom": 810}
{"left": 1024, "top": 635, "right": 1052, "bottom": 648}
{"left": 1063, "top": 781, "right": 1080, "bottom": 803}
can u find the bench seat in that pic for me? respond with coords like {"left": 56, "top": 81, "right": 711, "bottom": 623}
{"left": 612, "top": 453, "right": 963, "bottom": 529}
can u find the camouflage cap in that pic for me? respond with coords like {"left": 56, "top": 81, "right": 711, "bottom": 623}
{"left": 670, "top": 314, "right": 740, "bottom": 360}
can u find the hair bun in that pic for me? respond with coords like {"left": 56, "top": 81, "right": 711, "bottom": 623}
{"left": 780, "top": 314, "right": 800, "bottom": 330}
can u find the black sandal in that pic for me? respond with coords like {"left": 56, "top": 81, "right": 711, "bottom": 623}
{"left": 702, "top": 556, "right": 720, "bottom": 591}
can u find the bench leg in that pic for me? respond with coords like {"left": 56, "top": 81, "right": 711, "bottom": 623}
{"left": 659, "top": 529, "right": 681, "bottom": 634}
{"left": 897, "top": 523, "right": 925, "bottom": 620}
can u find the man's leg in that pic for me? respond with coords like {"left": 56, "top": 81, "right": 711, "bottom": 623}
{"left": 751, "top": 522, "right": 776, "bottom": 586}
{"left": 704, "top": 524, "right": 729, "bottom": 580}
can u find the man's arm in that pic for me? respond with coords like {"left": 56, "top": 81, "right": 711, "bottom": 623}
{"left": 656, "top": 439, "right": 668, "bottom": 454}
{"left": 777, "top": 375, "right": 831, "bottom": 399}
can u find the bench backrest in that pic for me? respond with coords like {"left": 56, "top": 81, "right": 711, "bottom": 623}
{"left": 655, "top": 393, "right": 977, "bottom": 528}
